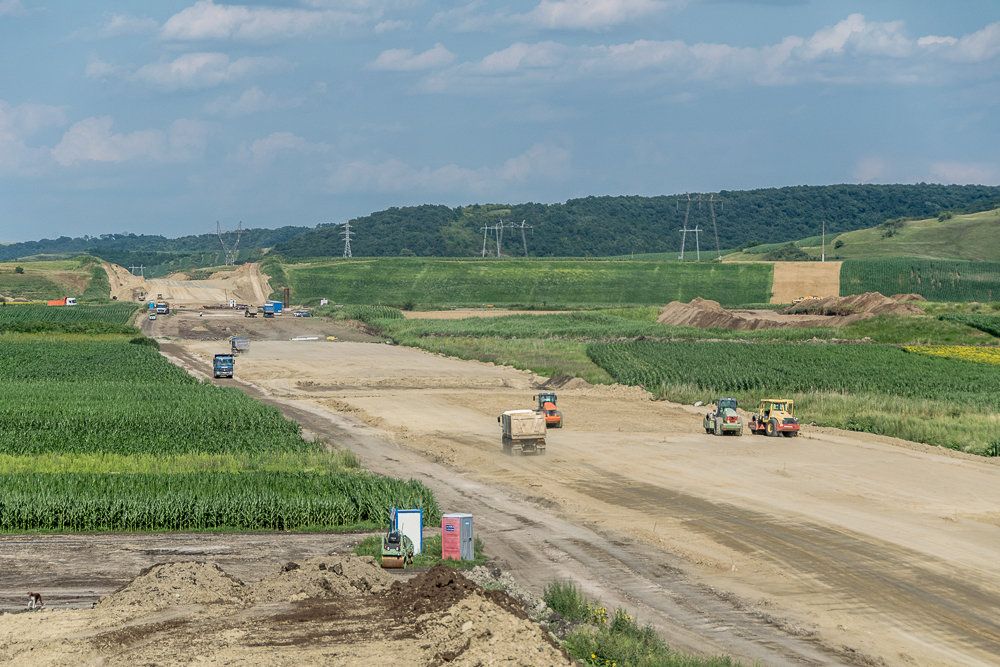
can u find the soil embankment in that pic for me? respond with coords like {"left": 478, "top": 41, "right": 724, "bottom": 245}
{"left": 104, "top": 262, "right": 271, "bottom": 306}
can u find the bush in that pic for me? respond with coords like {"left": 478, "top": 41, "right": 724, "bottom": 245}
{"left": 544, "top": 581, "right": 596, "bottom": 623}
{"left": 13, "top": 266, "right": 24, "bottom": 274}
{"left": 833, "top": 239, "right": 845, "bottom": 249}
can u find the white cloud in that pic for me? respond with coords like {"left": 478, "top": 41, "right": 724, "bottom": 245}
{"left": 206, "top": 86, "right": 303, "bottom": 116}
{"left": 51, "top": 117, "right": 208, "bottom": 166}
{"left": 432, "top": 0, "right": 680, "bottom": 32}
{"left": 374, "top": 19, "right": 409, "bottom": 34}
{"left": 132, "top": 52, "right": 283, "bottom": 90}
{"left": 100, "top": 13, "right": 158, "bottom": 36}
{"left": 853, "top": 156, "right": 888, "bottom": 184}
{"left": 0, "top": 100, "right": 67, "bottom": 174}
{"left": 329, "top": 143, "right": 570, "bottom": 193}
{"left": 161, "top": 0, "right": 366, "bottom": 42}
{"left": 370, "top": 44, "right": 455, "bottom": 71}
{"left": 928, "top": 161, "right": 999, "bottom": 185}
{"left": 0, "top": 0, "right": 25, "bottom": 17}
{"left": 423, "top": 15, "right": 1000, "bottom": 92}
{"left": 85, "top": 56, "right": 121, "bottom": 79}
{"left": 237, "top": 131, "right": 324, "bottom": 166}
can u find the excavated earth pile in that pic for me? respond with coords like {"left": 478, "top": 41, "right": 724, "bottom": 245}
{"left": 0, "top": 557, "right": 570, "bottom": 666}
{"left": 657, "top": 293, "right": 922, "bottom": 330}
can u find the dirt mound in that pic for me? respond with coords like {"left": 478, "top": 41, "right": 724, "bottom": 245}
{"left": 658, "top": 298, "right": 782, "bottom": 330}
{"left": 97, "top": 562, "right": 246, "bottom": 613}
{"left": 250, "top": 555, "right": 392, "bottom": 603}
{"left": 784, "top": 292, "right": 922, "bottom": 317}
{"left": 892, "top": 293, "right": 927, "bottom": 303}
{"left": 419, "top": 595, "right": 571, "bottom": 666}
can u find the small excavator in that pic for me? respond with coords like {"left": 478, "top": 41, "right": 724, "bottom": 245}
{"left": 534, "top": 392, "right": 563, "bottom": 428}
{"left": 380, "top": 508, "right": 415, "bottom": 569}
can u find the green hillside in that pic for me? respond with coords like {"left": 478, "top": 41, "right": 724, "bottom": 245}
{"left": 731, "top": 208, "right": 1000, "bottom": 262}
{"left": 277, "top": 258, "right": 773, "bottom": 308}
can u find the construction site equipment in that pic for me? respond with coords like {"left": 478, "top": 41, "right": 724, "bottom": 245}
{"left": 155, "top": 301, "right": 170, "bottom": 315}
{"left": 534, "top": 392, "right": 563, "bottom": 428}
{"left": 230, "top": 337, "right": 250, "bottom": 354}
{"left": 381, "top": 508, "right": 415, "bottom": 569}
{"left": 244, "top": 306, "right": 258, "bottom": 318}
{"left": 442, "top": 513, "right": 474, "bottom": 561}
{"left": 749, "top": 398, "right": 800, "bottom": 437}
{"left": 262, "top": 303, "right": 276, "bottom": 318}
{"left": 212, "top": 354, "right": 234, "bottom": 379}
{"left": 498, "top": 410, "right": 546, "bottom": 455}
{"left": 704, "top": 398, "right": 743, "bottom": 436}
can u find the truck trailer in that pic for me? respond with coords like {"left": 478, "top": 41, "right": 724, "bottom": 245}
{"left": 498, "top": 410, "right": 547, "bottom": 455}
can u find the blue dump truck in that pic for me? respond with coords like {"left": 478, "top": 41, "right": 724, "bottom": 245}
{"left": 213, "top": 354, "right": 234, "bottom": 379}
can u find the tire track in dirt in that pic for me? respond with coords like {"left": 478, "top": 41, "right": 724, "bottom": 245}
{"left": 574, "top": 470, "right": 1000, "bottom": 663}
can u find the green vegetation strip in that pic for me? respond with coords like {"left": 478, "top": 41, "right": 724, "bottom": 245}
{"left": 841, "top": 258, "right": 1000, "bottom": 302}
{"left": 587, "top": 341, "right": 1000, "bottom": 454}
{"left": 544, "top": 581, "right": 735, "bottom": 666}
{"left": 939, "top": 314, "right": 1000, "bottom": 338}
{"left": 0, "top": 304, "right": 138, "bottom": 333}
{"left": 285, "top": 258, "right": 772, "bottom": 307}
{"left": 0, "top": 333, "right": 438, "bottom": 532}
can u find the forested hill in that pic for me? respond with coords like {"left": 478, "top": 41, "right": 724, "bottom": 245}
{"left": 0, "top": 226, "right": 308, "bottom": 276}
{"left": 272, "top": 184, "right": 1000, "bottom": 258}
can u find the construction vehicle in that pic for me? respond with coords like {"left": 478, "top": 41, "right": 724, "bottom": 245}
{"left": 155, "top": 301, "right": 170, "bottom": 315}
{"left": 244, "top": 306, "right": 258, "bottom": 318}
{"left": 749, "top": 398, "right": 800, "bottom": 437}
{"left": 534, "top": 392, "right": 563, "bottom": 428}
{"left": 46, "top": 297, "right": 77, "bottom": 307}
{"left": 381, "top": 509, "right": 414, "bottom": 569}
{"left": 498, "top": 410, "right": 546, "bottom": 455}
{"left": 212, "top": 353, "right": 234, "bottom": 379}
{"left": 262, "top": 303, "right": 275, "bottom": 318}
{"left": 704, "top": 398, "right": 743, "bottom": 436}
{"left": 230, "top": 336, "right": 250, "bottom": 354}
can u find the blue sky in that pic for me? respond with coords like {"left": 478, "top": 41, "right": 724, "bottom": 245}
{"left": 1, "top": 0, "right": 998, "bottom": 241}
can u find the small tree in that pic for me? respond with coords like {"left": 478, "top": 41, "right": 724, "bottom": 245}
{"left": 14, "top": 266, "right": 24, "bottom": 274}
{"left": 833, "top": 239, "right": 845, "bottom": 249}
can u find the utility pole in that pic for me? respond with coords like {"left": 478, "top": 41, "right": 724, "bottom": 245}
{"left": 481, "top": 225, "right": 490, "bottom": 257}
{"left": 821, "top": 220, "right": 826, "bottom": 262}
{"left": 495, "top": 221, "right": 504, "bottom": 258}
{"left": 342, "top": 220, "right": 353, "bottom": 258}
{"left": 517, "top": 220, "right": 532, "bottom": 257}
{"left": 709, "top": 194, "right": 722, "bottom": 260}
{"left": 678, "top": 194, "right": 692, "bottom": 260}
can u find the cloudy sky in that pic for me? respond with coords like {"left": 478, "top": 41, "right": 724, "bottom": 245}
{"left": 1, "top": 0, "right": 998, "bottom": 240}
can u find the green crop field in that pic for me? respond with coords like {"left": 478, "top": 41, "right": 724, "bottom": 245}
{"left": 587, "top": 341, "right": 1000, "bottom": 454}
{"left": 841, "top": 258, "right": 1000, "bottom": 302}
{"left": 280, "top": 258, "right": 773, "bottom": 307}
{"left": 0, "top": 303, "right": 137, "bottom": 333}
{"left": 0, "top": 333, "right": 437, "bottom": 532}
{"left": 939, "top": 314, "right": 1000, "bottom": 338}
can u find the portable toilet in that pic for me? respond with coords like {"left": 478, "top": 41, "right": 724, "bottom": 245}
{"left": 441, "top": 513, "right": 474, "bottom": 561}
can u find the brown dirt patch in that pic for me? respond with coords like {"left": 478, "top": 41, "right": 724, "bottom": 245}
{"left": 770, "top": 261, "right": 842, "bottom": 303}
{"left": 97, "top": 562, "right": 246, "bottom": 613}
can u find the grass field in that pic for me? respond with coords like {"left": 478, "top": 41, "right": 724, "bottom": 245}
{"left": 0, "top": 331, "right": 438, "bottom": 532}
{"left": 841, "top": 258, "right": 1000, "bottom": 302}
{"left": 587, "top": 341, "right": 1000, "bottom": 454}
{"left": 281, "top": 257, "right": 773, "bottom": 307}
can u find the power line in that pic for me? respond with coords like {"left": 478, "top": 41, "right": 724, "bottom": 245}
{"left": 342, "top": 220, "right": 353, "bottom": 258}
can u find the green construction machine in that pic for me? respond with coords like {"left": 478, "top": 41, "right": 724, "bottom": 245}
{"left": 703, "top": 397, "right": 744, "bottom": 436}
{"left": 380, "top": 508, "right": 415, "bottom": 569}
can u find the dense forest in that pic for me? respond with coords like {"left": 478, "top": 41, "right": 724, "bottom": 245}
{"left": 272, "top": 185, "right": 1000, "bottom": 258}
{"left": 0, "top": 227, "right": 307, "bottom": 276}
{"left": 4, "top": 185, "right": 999, "bottom": 267}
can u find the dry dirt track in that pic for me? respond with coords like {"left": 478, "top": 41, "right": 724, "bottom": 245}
{"left": 770, "top": 261, "right": 842, "bottom": 303}
{"left": 151, "top": 312, "right": 1000, "bottom": 667}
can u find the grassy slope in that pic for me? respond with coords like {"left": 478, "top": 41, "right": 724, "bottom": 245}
{"left": 0, "top": 258, "right": 105, "bottom": 301}
{"left": 727, "top": 208, "right": 1000, "bottom": 262}
{"left": 282, "top": 258, "right": 773, "bottom": 307}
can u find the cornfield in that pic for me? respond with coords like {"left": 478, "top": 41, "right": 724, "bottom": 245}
{"left": 586, "top": 341, "right": 1000, "bottom": 404}
{"left": 1, "top": 335, "right": 440, "bottom": 532}
{"left": 841, "top": 258, "right": 1000, "bottom": 302}
{"left": 0, "top": 304, "right": 138, "bottom": 332}
{"left": 0, "top": 472, "right": 439, "bottom": 532}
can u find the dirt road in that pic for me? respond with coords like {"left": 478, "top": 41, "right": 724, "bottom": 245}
{"left": 147, "top": 311, "right": 1000, "bottom": 666}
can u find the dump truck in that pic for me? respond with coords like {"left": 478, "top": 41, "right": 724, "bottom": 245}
{"left": 749, "top": 398, "right": 800, "bottom": 437}
{"left": 498, "top": 410, "right": 546, "bottom": 455}
{"left": 704, "top": 397, "right": 743, "bottom": 436}
{"left": 244, "top": 306, "right": 258, "bottom": 318}
{"left": 212, "top": 354, "right": 234, "bottom": 379}
{"left": 262, "top": 303, "right": 275, "bottom": 318}
{"left": 230, "top": 336, "right": 250, "bottom": 354}
{"left": 534, "top": 392, "right": 563, "bottom": 428}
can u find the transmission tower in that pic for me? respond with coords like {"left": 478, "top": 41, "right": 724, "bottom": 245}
{"left": 342, "top": 220, "right": 353, "bottom": 258}
{"left": 127, "top": 265, "right": 145, "bottom": 278}
{"left": 678, "top": 194, "right": 723, "bottom": 261}
{"left": 708, "top": 193, "right": 722, "bottom": 261}
{"left": 515, "top": 220, "right": 532, "bottom": 257}
{"left": 495, "top": 220, "right": 504, "bottom": 258}
{"left": 216, "top": 221, "right": 244, "bottom": 266}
